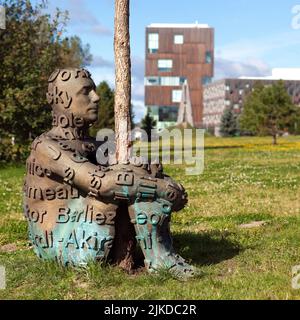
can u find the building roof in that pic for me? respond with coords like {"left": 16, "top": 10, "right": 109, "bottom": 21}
{"left": 147, "top": 23, "right": 210, "bottom": 29}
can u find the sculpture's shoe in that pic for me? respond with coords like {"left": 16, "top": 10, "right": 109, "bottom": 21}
{"left": 147, "top": 253, "right": 196, "bottom": 280}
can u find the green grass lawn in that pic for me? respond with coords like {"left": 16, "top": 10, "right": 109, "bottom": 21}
{"left": 1, "top": 136, "right": 300, "bottom": 300}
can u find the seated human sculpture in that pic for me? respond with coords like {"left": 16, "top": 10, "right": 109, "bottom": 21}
{"left": 23, "top": 68, "right": 194, "bottom": 278}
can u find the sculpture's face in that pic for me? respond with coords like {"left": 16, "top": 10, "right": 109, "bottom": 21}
{"left": 47, "top": 69, "right": 100, "bottom": 126}
{"left": 70, "top": 76, "right": 100, "bottom": 123}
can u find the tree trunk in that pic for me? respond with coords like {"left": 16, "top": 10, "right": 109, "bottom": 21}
{"left": 272, "top": 134, "right": 277, "bottom": 145}
{"left": 109, "top": 203, "right": 137, "bottom": 272}
{"left": 112, "top": 0, "right": 136, "bottom": 272}
{"left": 114, "top": 0, "right": 132, "bottom": 163}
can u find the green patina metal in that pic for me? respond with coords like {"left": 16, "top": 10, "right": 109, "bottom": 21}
{"left": 130, "top": 199, "right": 194, "bottom": 277}
{"left": 27, "top": 197, "right": 115, "bottom": 266}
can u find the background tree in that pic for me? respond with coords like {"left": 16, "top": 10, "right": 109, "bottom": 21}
{"left": 240, "top": 80, "right": 300, "bottom": 145}
{"left": 90, "top": 81, "right": 135, "bottom": 137}
{"left": 220, "top": 107, "right": 239, "bottom": 137}
{"left": 141, "top": 111, "right": 157, "bottom": 142}
{"left": 90, "top": 81, "right": 115, "bottom": 136}
{"left": 0, "top": 0, "right": 92, "bottom": 150}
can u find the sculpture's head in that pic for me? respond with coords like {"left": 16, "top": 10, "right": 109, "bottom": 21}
{"left": 47, "top": 68, "right": 100, "bottom": 127}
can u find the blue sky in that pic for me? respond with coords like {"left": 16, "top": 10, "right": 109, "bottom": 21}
{"left": 34, "top": 0, "right": 300, "bottom": 121}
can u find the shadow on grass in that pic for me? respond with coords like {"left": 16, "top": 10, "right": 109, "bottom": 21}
{"left": 173, "top": 231, "right": 242, "bottom": 266}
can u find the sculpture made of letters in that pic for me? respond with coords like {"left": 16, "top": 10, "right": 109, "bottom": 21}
{"left": 23, "top": 68, "right": 194, "bottom": 278}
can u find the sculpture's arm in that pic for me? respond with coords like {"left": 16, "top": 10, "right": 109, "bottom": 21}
{"left": 33, "top": 138, "right": 187, "bottom": 209}
{"left": 33, "top": 138, "right": 118, "bottom": 201}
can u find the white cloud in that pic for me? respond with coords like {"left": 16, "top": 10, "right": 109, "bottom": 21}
{"left": 214, "top": 31, "right": 300, "bottom": 79}
{"left": 91, "top": 56, "right": 114, "bottom": 68}
{"left": 215, "top": 57, "right": 271, "bottom": 79}
{"left": 65, "top": 0, "right": 112, "bottom": 36}
{"left": 132, "top": 99, "right": 146, "bottom": 123}
{"left": 217, "top": 32, "right": 300, "bottom": 61}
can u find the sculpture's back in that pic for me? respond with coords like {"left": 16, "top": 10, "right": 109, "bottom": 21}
{"left": 23, "top": 69, "right": 117, "bottom": 265}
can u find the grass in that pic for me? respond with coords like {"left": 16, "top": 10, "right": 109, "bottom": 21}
{"left": 1, "top": 136, "right": 300, "bottom": 299}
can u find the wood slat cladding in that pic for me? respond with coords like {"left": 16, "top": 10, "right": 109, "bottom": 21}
{"left": 145, "top": 86, "right": 176, "bottom": 106}
{"left": 145, "top": 25, "right": 214, "bottom": 127}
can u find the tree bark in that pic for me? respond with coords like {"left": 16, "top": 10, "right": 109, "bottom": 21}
{"left": 272, "top": 134, "right": 277, "bottom": 145}
{"left": 112, "top": 0, "right": 136, "bottom": 272}
{"left": 114, "top": 0, "right": 132, "bottom": 163}
{"left": 109, "top": 203, "right": 137, "bottom": 272}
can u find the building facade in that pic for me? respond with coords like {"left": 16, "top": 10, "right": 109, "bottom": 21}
{"left": 203, "top": 73, "right": 300, "bottom": 136}
{"left": 145, "top": 23, "right": 214, "bottom": 130}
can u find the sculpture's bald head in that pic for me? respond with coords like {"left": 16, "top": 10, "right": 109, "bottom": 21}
{"left": 47, "top": 68, "right": 100, "bottom": 126}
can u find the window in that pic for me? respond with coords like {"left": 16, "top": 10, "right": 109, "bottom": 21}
{"left": 161, "top": 77, "right": 186, "bottom": 85}
{"left": 145, "top": 77, "right": 160, "bottom": 86}
{"left": 202, "top": 76, "right": 212, "bottom": 85}
{"left": 159, "top": 106, "right": 179, "bottom": 122}
{"left": 180, "top": 77, "right": 187, "bottom": 85}
{"left": 158, "top": 59, "right": 173, "bottom": 72}
{"left": 174, "top": 34, "right": 184, "bottom": 44}
{"left": 172, "top": 90, "right": 182, "bottom": 103}
{"left": 148, "top": 33, "right": 159, "bottom": 53}
{"left": 161, "top": 77, "right": 180, "bottom": 86}
{"left": 145, "top": 76, "right": 187, "bottom": 86}
{"left": 205, "top": 51, "right": 212, "bottom": 64}
{"left": 225, "top": 100, "right": 231, "bottom": 106}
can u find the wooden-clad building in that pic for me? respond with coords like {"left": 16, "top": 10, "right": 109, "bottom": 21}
{"left": 145, "top": 23, "right": 214, "bottom": 130}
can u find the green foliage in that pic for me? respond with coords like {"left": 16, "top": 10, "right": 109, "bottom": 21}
{"left": 240, "top": 81, "right": 300, "bottom": 144}
{"left": 0, "top": 0, "right": 92, "bottom": 160}
{"left": 220, "top": 107, "right": 239, "bottom": 137}
{"left": 141, "top": 111, "right": 156, "bottom": 142}
{"left": 0, "top": 138, "right": 30, "bottom": 164}
{"left": 90, "top": 81, "right": 115, "bottom": 136}
{"left": 90, "top": 81, "right": 135, "bottom": 137}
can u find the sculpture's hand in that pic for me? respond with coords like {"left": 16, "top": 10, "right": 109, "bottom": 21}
{"left": 93, "top": 166, "right": 188, "bottom": 211}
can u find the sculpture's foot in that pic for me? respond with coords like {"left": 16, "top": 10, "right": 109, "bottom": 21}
{"left": 128, "top": 198, "right": 196, "bottom": 280}
{"left": 146, "top": 253, "right": 196, "bottom": 280}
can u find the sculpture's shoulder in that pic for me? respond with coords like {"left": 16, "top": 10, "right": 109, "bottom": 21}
{"left": 28, "top": 133, "right": 68, "bottom": 167}
{"left": 29, "top": 133, "right": 57, "bottom": 153}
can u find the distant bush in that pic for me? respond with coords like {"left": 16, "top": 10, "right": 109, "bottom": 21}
{"left": 0, "top": 139, "right": 30, "bottom": 163}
